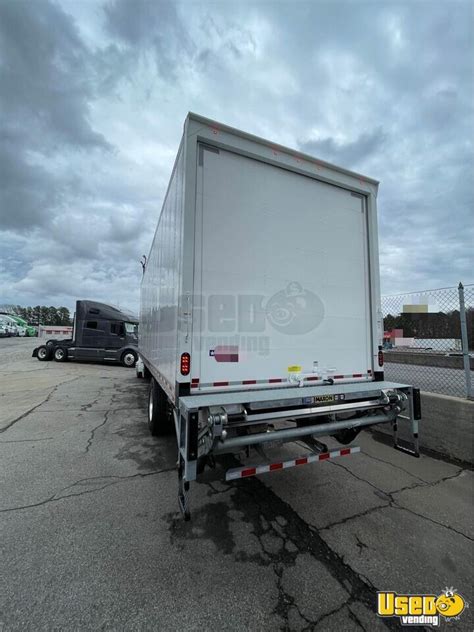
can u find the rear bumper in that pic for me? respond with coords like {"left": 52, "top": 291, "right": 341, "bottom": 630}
{"left": 178, "top": 380, "right": 414, "bottom": 459}
{"left": 179, "top": 380, "right": 410, "bottom": 412}
{"left": 173, "top": 380, "right": 420, "bottom": 518}
{"left": 212, "top": 410, "right": 398, "bottom": 454}
{"left": 226, "top": 446, "right": 361, "bottom": 481}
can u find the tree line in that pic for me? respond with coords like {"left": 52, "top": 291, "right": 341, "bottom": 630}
{"left": 384, "top": 308, "right": 474, "bottom": 346}
{"left": 7, "top": 305, "right": 72, "bottom": 326}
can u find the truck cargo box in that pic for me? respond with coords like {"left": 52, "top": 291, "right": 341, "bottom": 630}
{"left": 139, "top": 113, "right": 383, "bottom": 400}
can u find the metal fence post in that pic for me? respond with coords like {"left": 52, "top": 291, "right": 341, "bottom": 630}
{"left": 458, "top": 282, "right": 473, "bottom": 400}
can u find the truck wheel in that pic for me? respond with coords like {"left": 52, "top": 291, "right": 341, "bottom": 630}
{"left": 148, "top": 379, "right": 172, "bottom": 436}
{"left": 53, "top": 346, "right": 68, "bottom": 362}
{"left": 37, "top": 345, "right": 52, "bottom": 361}
{"left": 121, "top": 350, "right": 137, "bottom": 368}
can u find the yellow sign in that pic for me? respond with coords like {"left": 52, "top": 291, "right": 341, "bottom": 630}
{"left": 403, "top": 304, "right": 428, "bottom": 313}
{"left": 377, "top": 588, "right": 467, "bottom": 626}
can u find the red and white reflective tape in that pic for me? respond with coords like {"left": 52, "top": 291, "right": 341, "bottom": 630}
{"left": 225, "top": 446, "right": 361, "bottom": 481}
{"left": 190, "top": 373, "right": 372, "bottom": 390}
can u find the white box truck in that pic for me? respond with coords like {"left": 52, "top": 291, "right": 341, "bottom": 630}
{"left": 138, "top": 113, "right": 421, "bottom": 519}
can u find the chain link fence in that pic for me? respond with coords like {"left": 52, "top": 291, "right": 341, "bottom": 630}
{"left": 381, "top": 283, "right": 473, "bottom": 399}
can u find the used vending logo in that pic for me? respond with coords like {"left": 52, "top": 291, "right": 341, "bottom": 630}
{"left": 266, "top": 282, "right": 324, "bottom": 334}
{"left": 191, "top": 282, "right": 324, "bottom": 358}
{"left": 188, "top": 281, "right": 324, "bottom": 337}
{"left": 377, "top": 588, "right": 467, "bottom": 627}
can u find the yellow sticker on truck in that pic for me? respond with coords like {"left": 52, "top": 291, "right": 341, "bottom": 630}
{"left": 287, "top": 365, "right": 302, "bottom": 373}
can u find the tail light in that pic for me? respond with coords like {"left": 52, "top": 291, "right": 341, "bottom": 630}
{"left": 378, "top": 348, "right": 384, "bottom": 367}
{"left": 180, "top": 352, "right": 190, "bottom": 376}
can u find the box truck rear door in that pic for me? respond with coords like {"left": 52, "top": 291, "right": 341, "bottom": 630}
{"left": 193, "top": 146, "right": 372, "bottom": 389}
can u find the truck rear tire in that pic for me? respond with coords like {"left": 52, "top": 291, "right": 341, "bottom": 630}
{"left": 148, "top": 379, "right": 172, "bottom": 436}
{"left": 53, "top": 346, "right": 68, "bottom": 362}
{"left": 37, "top": 345, "right": 52, "bottom": 361}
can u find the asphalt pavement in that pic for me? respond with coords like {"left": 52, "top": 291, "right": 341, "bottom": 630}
{"left": 1, "top": 338, "right": 473, "bottom": 631}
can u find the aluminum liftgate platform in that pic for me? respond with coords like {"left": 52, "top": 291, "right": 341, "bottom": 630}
{"left": 173, "top": 381, "right": 421, "bottom": 519}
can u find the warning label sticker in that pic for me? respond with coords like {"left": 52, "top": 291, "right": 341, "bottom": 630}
{"left": 287, "top": 365, "right": 302, "bottom": 373}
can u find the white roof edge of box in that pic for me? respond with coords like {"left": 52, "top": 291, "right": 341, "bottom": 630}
{"left": 186, "top": 111, "right": 380, "bottom": 188}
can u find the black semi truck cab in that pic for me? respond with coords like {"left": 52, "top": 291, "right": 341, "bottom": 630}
{"left": 33, "top": 300, "right": 139, "bottom": 367}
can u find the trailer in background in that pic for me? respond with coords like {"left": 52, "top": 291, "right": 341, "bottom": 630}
{"left": 38, "top": 325, "right": 73, "bottom": 339}
{"left": 138, "top": 113, "right": 421, "bottom": 519}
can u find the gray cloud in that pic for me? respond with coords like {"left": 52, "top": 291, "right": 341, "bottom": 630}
{"left": 299, "top": 127, "right": 388, "bottom": 170}
{"left": 0, "top": 0, "right": 472, "bottom": 311}
{"left": 0, "top": 0, "right": 110, "bottom": 149}
{"left": 0, "top": 134, "right": 59, "bottom": 229}
{"left": 0, "top": 0, "right": 112, "bottom": 232}
{"left": 104, "top": 0, "right": 179, "bottom": 45}
{"left": 103, "top": 0, "right": 195, "bottom": 80}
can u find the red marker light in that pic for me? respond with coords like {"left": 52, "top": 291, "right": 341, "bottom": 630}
{"left": 378, "top": 350, "right": 384, "bottom": 367}
{"left": 180, "top": 352, "right": 191, "bottom": 375}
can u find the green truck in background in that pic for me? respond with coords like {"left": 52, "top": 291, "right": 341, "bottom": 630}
{"left": 0, "top": 314, "right": 37, "bottom": 337}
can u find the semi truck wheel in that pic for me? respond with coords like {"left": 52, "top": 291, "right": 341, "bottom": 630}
{"left": 121, "top": 350, "right": 137, "bottom": 368}
{"left": 53, "top": 346, "right": 68, "bottom": 362}
{"left": 37, "top": 345, "right": 52, "bottom": 361}
{"left": 148, "top": 379, "right": 172, "bottom": 436}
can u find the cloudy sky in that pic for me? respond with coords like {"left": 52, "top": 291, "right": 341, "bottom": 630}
{"left": 0, "top": 0, "right": 473, "bottom": 313}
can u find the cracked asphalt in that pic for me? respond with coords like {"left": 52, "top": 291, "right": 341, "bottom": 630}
{"left": 1, "top": 338, "right": 473, "bottom": 631}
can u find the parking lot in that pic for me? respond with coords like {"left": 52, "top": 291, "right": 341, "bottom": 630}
{"left": 1, "top": 338, "right": 472, "bottom": 631}
{"left": 384, "top": 363, "right": 472, "bottom": 399}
